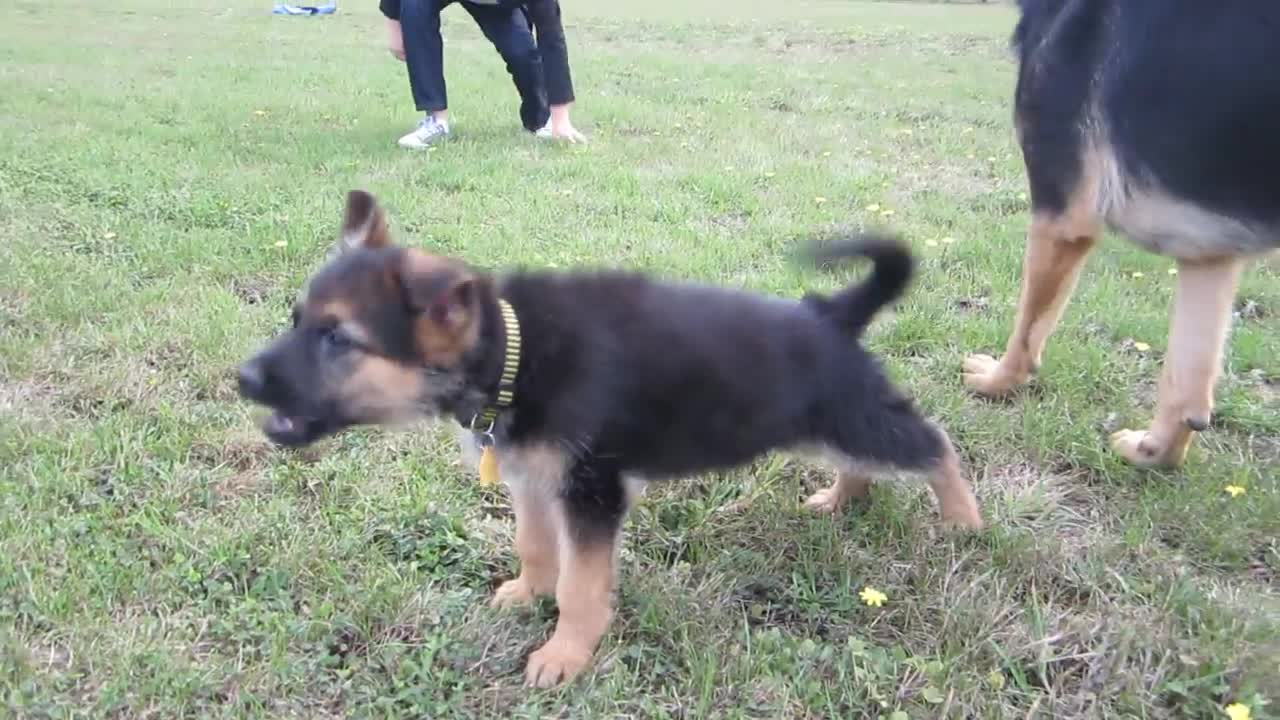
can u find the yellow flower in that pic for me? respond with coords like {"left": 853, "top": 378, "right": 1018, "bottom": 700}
{"left": 1131, "top": 272, "right": 1145, "bottom": 279}
{"left": 1225, "top": 485, "right": 1246, "bottom": 498}
{"left": 865, "top": 203, "right": 881, "bottom": 212}
{"left": 1133, "top": 342, "right": 1151, "bottom": 352}
{"left": 941, "top": 236, "right": 956, "bottom": 244}
{"left": 1224, "top": 702, "right": 1251, "bottom": 720}
{"left": 815, "top": 197, "right": 828, "bottom": 205}
{"left": 1168, "top": 268, "right": 1179, "bottom": 275}
{"left": 822, "top": 151, "right": 832, "bottom": 157}
{"left": 859, "top": 587, "right": 887, "bottom": 607}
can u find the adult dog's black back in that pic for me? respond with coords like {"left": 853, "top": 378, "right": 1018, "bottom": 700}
{"left": 962, "top": 2, "right": 1277, "bottom": 468}
{"left": 1014, "top": 0, "right": 1280, "bottom": 255}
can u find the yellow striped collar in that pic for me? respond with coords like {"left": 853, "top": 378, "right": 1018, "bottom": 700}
{"left": 469, "top": 299, "right": 521, "bottom": 439}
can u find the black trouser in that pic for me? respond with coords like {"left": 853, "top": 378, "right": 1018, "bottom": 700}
{"left": 524, "top": 0, "right": 574, "bottom": 106}
{"left": 400, "top": 0, "right": 549, "bottom": 131}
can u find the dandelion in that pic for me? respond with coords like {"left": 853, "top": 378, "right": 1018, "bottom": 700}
{"left": 1225, "top": 485, "right": 1246, "bottom": 498}
{"left": 1224, "top": 703, "right": 1251, "bottom": 720}
{"left": 865, "top": 203, "right": 881, "bottom": 212}
{"left": 253, "top": 110, "right": 267, "bottom": 117}
{"left": 1133, "top": 341, "right": 1151, "bottom": 352}
{"left": 941, "top": 236, "right": 956, "bottom": 244}
{"left": 1132, "top": 271, "right": 1146, "bottom": 279}
{"left": 859, "top": 587, "right": 887, "bottom": 607}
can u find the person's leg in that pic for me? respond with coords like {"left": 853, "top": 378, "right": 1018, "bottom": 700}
{"left": 460, "top": 1, "right": 549, "bottom": 132}
{"left": 524, "top": 0, "right": 573, "bottom": 106}
{"left": 524, "top": 0, "right": 584, "bottom": 141}
{"left": 397, "top": 0, "right": 451, "bottom": 146}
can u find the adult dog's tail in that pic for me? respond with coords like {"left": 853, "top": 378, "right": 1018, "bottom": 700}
{"left": 800, "top": 235, "right": 915, "bottom": 338}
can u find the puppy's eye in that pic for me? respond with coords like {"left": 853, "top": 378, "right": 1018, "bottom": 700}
{"left": 321, "top": 327, "right": 353, "bottom": 351}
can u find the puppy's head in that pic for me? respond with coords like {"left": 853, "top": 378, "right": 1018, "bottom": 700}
{"left": 237, "top": 190, "right": 489, "bottom": 447}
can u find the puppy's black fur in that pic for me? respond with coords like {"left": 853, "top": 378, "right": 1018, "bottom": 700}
{"left": 491, "top": 237, "right": 940, "bottom": 539}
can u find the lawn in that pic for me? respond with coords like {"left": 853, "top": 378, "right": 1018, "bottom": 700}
{"left": 1, "top": 0, "right": 1277, "bottom": 717}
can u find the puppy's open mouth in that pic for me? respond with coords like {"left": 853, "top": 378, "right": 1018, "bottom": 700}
{"left": 262, "top": 412, "right": 329, "bottom": 447}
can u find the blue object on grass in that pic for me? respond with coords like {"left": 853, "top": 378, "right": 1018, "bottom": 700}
{"left": 273, "top": 2, "right": 336, "bottom": 15}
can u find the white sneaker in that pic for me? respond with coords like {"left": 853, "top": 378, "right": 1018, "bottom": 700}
{"left": 534, "top": 119, "right": 553, "bottom": 139}
{"left": 397, "top": 116, "right": 450, "bottom": 148}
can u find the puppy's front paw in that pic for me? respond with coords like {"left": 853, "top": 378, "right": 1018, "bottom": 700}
{"left": 525, "top": 636, "right": 593, "bottom": 688}
{"left": 804, "top": 487, "right": 846, "bottom": 515}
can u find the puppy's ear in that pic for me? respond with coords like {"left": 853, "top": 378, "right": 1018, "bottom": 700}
{"left": 339, "top": 190, "right": 391, "bottom": 252}
{"left": 397, "top": 250, "right": 484, "bottom": 366}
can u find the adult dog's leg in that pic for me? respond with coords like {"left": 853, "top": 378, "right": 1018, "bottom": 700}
{"left": 1111, "top": 257, "right": 1244, "bottom": 467}
{"left": 964, "top": 213, "right": 1098, "bottom": 396}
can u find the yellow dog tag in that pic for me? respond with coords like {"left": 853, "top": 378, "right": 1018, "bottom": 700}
{"left": 478, "top": 446, "right": 499, "bottom": 487}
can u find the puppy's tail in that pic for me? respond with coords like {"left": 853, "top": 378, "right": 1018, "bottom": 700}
{"left": 800, "top": 234, "right": 914, "bottom": 338}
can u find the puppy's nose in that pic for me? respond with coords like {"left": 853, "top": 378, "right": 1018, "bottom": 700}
{"left": 237, "top": 360, "right": 266, "bottom": 398}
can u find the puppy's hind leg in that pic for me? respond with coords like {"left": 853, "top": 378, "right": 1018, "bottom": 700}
{"left": 821, "top": 402, "right": 983, "bottom": 530}
{"left": 804, "top": 455, "right": 874, "bottom": 515}
{"left": 921, "top": 428, "right": 983, "bottom": 530}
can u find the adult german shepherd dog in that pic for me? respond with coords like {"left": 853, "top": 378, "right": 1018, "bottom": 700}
{"left": 963, "top": 0, "right": 1279, "bottom": 467}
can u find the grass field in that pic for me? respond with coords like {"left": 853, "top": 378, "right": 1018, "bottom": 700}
{"left": 2, "top": 0, "right": 1278, "bottom": 717}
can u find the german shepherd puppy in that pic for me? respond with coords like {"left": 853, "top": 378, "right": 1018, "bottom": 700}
{"left": 238, "top": 190, "right": 982, "bottom": 687}
{"left": 963, "top": 0, "right": 1280, "bottom": 467}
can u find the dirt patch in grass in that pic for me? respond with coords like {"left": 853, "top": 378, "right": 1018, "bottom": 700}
{"left": 189, "top": 431, "right": 275, "bottom": 502}
{"left": 229, "top": 274, "right": 279, "bottom": 307}
{"left": 0, "top": 377, "right": 63, "bottom": 422}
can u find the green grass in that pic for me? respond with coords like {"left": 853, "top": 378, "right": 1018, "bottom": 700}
{"left": 2, "top": 0, "right": 1278, "bottom": 717}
